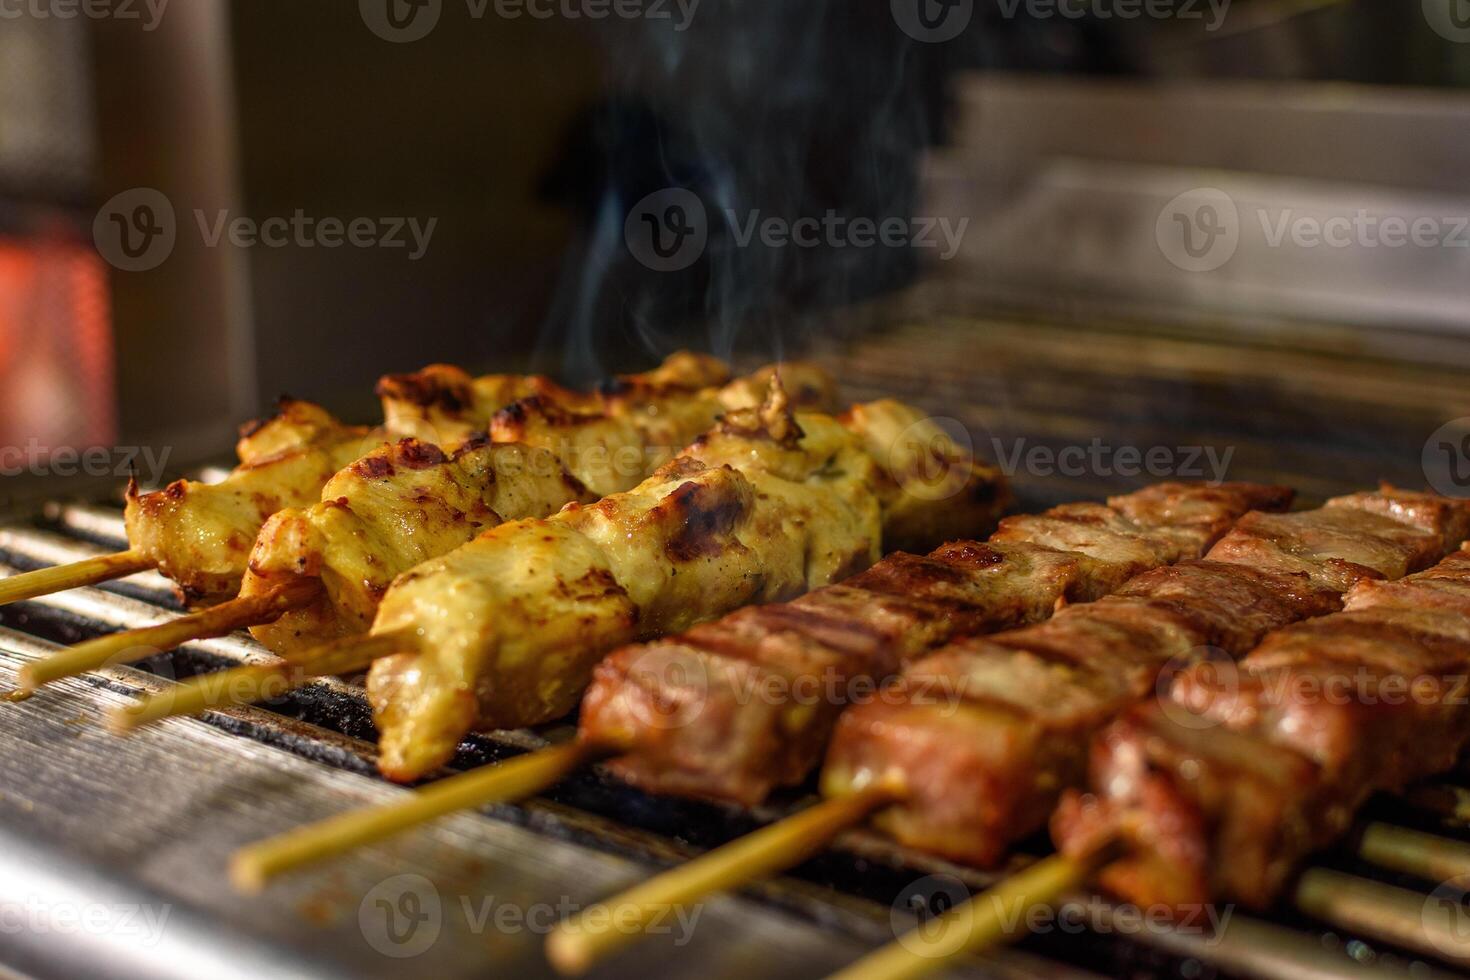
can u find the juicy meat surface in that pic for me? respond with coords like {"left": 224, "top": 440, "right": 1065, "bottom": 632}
{"left": 365, "top": 383, "right": 1008, "bottom": 781}
{"left": 580, "top": 482, "right": 1289, "bottom": 806}
{"left": 125, "top": 399, "right": 372, "bottom": 605}
{"left": 824, "top": 488, "right": 1469, "bottom": 867}
{"left": 1056, "top": 543, "right": 1470, "bottom": 912}
{"left": 241, "top": 361, "right": 834, "bottom": 657}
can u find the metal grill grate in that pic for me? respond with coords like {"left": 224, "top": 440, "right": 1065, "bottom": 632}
{"left": 0, "top": 474, "right": 1465, "bottom": 980}
{"left": 3, "top": 304, "right": 1469, "bottom": 977}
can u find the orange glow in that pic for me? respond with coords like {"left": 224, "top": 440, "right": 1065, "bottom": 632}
{"left": 0, "top": 235, "right": 115, "bottom": 455}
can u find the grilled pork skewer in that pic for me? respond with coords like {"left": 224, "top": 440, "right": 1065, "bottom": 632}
{"left": 220, "top": 480, "right": 1271, "bottom": 892}
{"left": 852, "top": 544, "right": 1470, "bottom": 980}
{"left": 0, "top": 352, "right": 728, "bottom": 609}
{"left": 22, "top": 361, "right": 834, "bottom": 690}
{"left": 818, "top": 488, "right": 1470, "bottom": 864}
{"left": 829, "top": 497, "right": 1470, "bottom": 980}
{"left": 1053, "top": 545, "right": 1470, "bottom": 914}
{"left": 579, "top": 481, "right": 1290, "bottom": 807}
{"left": 546, "top": 488, "right": 1470, "bottom": 972}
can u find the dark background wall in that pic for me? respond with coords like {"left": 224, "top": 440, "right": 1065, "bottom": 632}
{"left": 218, "top": 0, "right": 1470, "bottom": 415}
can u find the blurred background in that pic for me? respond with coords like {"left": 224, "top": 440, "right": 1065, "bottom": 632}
{"left": 3, "top": 0, "right": 1470, "bottom": 506}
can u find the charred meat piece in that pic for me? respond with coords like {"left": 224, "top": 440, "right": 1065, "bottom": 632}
{"left": 363, "top": 382, "right": 1008, "bottom": 781}
{"left": 825, "top": 488, "right": 1470, "bottom": 867}
{"left": 582, "top": 482, "right": 1289, "bottom": 807}
{"left": 1056, "top": 545, "right": 1470, "bottom": 912}
{"left": 241, "top": 361, "right": 837, "bottom": 657}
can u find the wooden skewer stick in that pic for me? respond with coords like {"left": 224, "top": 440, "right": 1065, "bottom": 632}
{"left": 230, "top": 739, "right": 608, "bottom": 894}
{"left": 0, "top": 549, "right": 153, "bottom": 607}
{"left": 18, "top": 577, "right": 323, "bottom": 692}
{"left": 830, "top": 827, "right": 1470, "bottom": 980}
{"left": 107, "top": 629, "right": 412, "bottom": 733}
{"left": 827, "top": 840, "right": 1117, "bottom": 980}
{"left": 546, "top": 782, "right": 901, "bottom": 976}
{"left": 20, "top": 577, "right": 321, "bottom": 690}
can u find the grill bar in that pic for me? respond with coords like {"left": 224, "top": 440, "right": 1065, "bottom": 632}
{"left": 2, "top": 505, "right": 1464, "bottom": 979}
{"left": 0, "top": 628, "right": 932, "bottom": 980}
{"left": 42, "top": 500, "right": 132, "bottom": 545}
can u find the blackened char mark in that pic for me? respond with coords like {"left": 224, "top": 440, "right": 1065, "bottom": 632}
{"left": 660, "top": 476, "right": 748, "bottom": 562}
{"left": 353, "top": 455, "right": 395, "bottom": 479}
{"left": 375, "top": 368, "right": 469, "bottom": 413}
{"left": 395, "top": 440, "right": 448, "bottom": 470}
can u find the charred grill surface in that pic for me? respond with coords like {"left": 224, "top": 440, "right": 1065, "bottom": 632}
{"left": 2, "top": 485, "right": 1465, "bottom": 980}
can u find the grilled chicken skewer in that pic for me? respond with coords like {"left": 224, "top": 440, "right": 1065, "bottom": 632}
{"left": 221, "top": 480, "right": 1265, "bottom": 892}
{"left": 148, "top": 381, "right": 1001, "bottom": 756}
{"left": 0, "top": 352, "right": 727, "bottom": 608}
{"left": 22, "top": 361, "right": 834, "bottom": 690}
{"left": 550, "top": 487, "right": 1470, "bottom": 972}
{"left": 375, "top": 352, "right": 726, "bottom": 448}
{"left": 209, "top": 383, "right": 1008, "bottom": 887}
{"left": 240, "top": 360, "right": 834, "bottom": 659}
{"left": 0, "top": 399, "right": 373, "bottom": 607}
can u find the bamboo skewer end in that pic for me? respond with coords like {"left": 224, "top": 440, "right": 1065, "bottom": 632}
{"left": 227, "top": 738, "right": 606, "bottom": 891}
{"left": 20, "top": 577, "right": 325, "bottom": 693}
{"left": 228, "top": 851, "right": 270, "bottom": 896}
{"left": 0, "top": 548, "right": 153, "bottom": 609}
{"left": 15, "top": 662, "right": 44, "bottom": 694}
{"left": 546, "top": 782, "right": 902, "bottom": 973}
{"left": 546, "top": 917, "right": 599, "bottom": 975}
{"left": 831, "top": 837, "right": 1117, "bottom": 980}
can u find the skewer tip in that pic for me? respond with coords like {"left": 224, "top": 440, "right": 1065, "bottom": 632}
{"left": 15, "top": 664, "right": 42, "bottom": 694}
{"left": 228, "top": 852, "right": 269, "bottom": 895}
{"left": 106, "top": 704, "right": 146, "bottom": 735}
{"left": 545, "top": 922, "right": 596, "bottom": 976}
